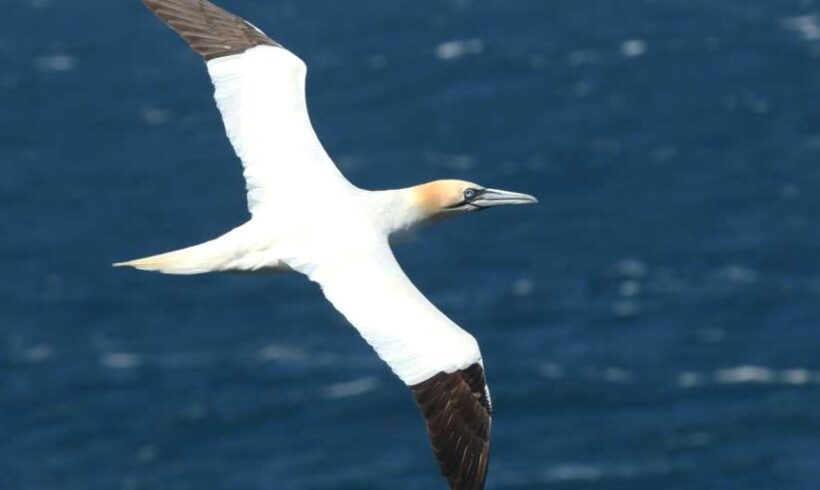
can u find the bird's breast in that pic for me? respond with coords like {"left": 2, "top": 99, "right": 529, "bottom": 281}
{"left": 267, "top": 195, "right": 388, "bottom": 273}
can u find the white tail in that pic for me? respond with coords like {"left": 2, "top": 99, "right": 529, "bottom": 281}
{"left": 114, "top": 223, "right": 287, "bottom": 275}
{"left": 114, "top": 238, "right": 231, "bottom": 275}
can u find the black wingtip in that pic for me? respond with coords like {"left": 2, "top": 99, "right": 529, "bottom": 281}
{"left": 411, "top": 364, "right": 492, "bottom": 490}
{"left": 141, "top": 0, "right": 282, "bottom": 60}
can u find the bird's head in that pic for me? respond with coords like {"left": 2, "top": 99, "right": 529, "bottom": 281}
{"left": 410, "top": 179, "right": 538, "bottom": 223}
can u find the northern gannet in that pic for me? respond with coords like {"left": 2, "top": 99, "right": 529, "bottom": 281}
{"left": 118, "top": 1, "right": 537, "bottom": 489}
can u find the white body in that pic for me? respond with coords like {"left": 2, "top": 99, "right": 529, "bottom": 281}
{"left": 120, "top": 46, "right": 482, "bottom": 386}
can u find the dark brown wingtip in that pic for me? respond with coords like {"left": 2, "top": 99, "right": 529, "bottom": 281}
{"left": 141, "top": 0, "right": 282, "bottom": 60}
{"left": 411, "top": 363, "right": 492, "bottom": 490}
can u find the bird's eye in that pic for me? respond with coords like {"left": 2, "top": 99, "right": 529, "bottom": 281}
{"left": 463, "top": 189, "right": 477, "bottom": 200}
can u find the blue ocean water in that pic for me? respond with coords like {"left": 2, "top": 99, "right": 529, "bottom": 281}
{"left": 3, "top": 0, "right": 820, "bottom": 488}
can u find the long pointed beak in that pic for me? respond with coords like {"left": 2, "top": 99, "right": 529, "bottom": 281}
{"left": 473, "top": 188, "right": 539, "bottom": 207}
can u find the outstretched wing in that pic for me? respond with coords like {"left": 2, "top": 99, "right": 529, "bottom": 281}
{"left": 303, "top": 243, "right": 492, "bottom": 490}
{"left": 141, "top": 0, "right": 351, "bottom": 216}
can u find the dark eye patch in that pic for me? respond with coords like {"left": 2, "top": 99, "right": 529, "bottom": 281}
{"left": 444, "top": 188, "right": 486, "bottom": 209}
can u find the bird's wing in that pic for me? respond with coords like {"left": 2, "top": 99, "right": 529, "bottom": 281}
{"left": 141, "top": 0, "right": 351, "bottom": 216}
{"left": 302, "top": 243, "right": 492, "bottom": 490}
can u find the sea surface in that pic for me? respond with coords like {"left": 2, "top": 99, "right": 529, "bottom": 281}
{"left": 2, "top": 1, "right": 820, "bottom": 489}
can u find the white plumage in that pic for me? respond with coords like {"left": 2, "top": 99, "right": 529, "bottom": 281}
{"left": 123, "top": 2, "right": 538, "bottom": 489}
{"left": 303, "top": 242, "right": 482, "bottom": 386}
{"left": 207, "top": 47, "right": 352, "bottom": 216}
{"left": 131, "top": 45, "right": 487, "bottom": 384}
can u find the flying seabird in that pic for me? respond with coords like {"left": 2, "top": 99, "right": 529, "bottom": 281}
{"left": 119, "top": 1, "right": 537, "bottom": 489}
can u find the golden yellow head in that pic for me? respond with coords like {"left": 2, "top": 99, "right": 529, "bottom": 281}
{"left": 409, "top": 179, "right": 538, "bottom": 221}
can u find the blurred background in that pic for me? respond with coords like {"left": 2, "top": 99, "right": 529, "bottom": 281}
{"left": 2, "top": 0, "right": 820, "bottom": 488}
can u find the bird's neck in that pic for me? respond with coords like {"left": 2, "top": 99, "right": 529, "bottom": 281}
{"left": 366, "top": 187, "right": 434, "bottom": 238}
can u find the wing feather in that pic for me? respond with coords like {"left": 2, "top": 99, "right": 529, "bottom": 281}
{"left": 142, "top": 0, "right": 280, "bottom": 59}
{"left": 301, "top": 244, "right": 491, "bottom": 490}
{"left": 141, "top": 0, "right": 352, "bottom": 216}
{"left": 412, "top": 365, "right": 491, "bottom": 490}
